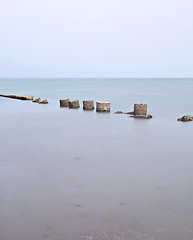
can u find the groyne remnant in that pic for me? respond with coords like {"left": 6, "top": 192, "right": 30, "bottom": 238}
{"left": 134, "top": 104, "right": 147, "bottom": 116}
{"left": 128, "top": 104, "right": 152, "bottom": 119}
{"left": 96, "top": 102, "right": 110, "bottom": 112}
{"left": 33, "top": 98, "right": 41, "bottom": 103}
{"left": 60, "top": 98, "right": 69, "bottom": 107}
{"left": 83, "top": 100, "right": 94, "bottom": 110}
{"left": 39, "top": 99, "right": 48, "bottom": 104}
{"left": 0, "top": 94, "right": 33, "bottom": 100}
{"left": 69, "top": 100, "right": 80, "bottom": 109}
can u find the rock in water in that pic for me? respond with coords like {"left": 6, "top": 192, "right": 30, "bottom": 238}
{"left": 177, "top": 115, "right": 193, "bottom": 122}
{"left": 144, "top": 114, "right": 152, "bottom": 119}
{"left": 33, "top": 98, "right": 41, "bottom": 103}
{"left": 114, "top": 111, "right": 123, "bottom": 114}
{"left": 39, "top": 99, "right": 48, "bottom": 104}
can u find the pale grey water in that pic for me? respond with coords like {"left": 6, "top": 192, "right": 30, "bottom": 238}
{"left": 0, "top": 78, "right": 193, "bottom": 240}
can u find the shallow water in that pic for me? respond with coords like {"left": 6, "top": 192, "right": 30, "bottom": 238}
{"left": 0, "top": 78, "right": 193, "bottom": 240}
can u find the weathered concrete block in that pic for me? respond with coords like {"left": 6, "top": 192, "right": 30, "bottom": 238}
{"left": 60, "top": 98, "right": 69, "bottom": 107}
{"left": 83, "top": 100, "right": 94, "bottom": 110}
{"left": 24, "top": 96, "right": 33, "bottom": 100}
{"left": 39, "top": 99, "right": 48, "bottom": 104}
{"left": 69, "top": 100, "right": 80, "bottom": 108}
{"left": 33, "top": 97, "right": 41, "bottom": 103}
{"left": 134, "top": 104, "right": 147, "bottom": 116}
{"left": 96, "top": 102, "right": 110, "bottom": 112}
{"left": 0, "top": 94, "right": 33, "bottom": 100}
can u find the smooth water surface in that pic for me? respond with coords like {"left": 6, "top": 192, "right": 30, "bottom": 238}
{"left": 0, "top": 78, "right": 193, "bottom": 240}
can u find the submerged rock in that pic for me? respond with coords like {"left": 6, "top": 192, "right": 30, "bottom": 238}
{"left": 114, "top": 111, "right": 123, "bottom": 114}
{"left": 125, "top": 111, "right": 134, "bottom": 114}
{"left": 130, "top": 113, "right": 152, "bottom": 119}
{"left": 33, "top": 97, "right": 41, "bottom": 103}
{"left": 39, "top": 99, "right": 48, "bottom": 104}
{"left": 177, "top": 115, "right": 193, "bottom": 122}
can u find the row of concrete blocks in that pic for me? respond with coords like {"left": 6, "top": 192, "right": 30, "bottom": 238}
{"left": 60, "top": 98, "right": 110, "bottom": 112}
{"left": 60, "top": 98, "right": 148, "bottom": 115}
{"left": 0, "top": 94, "right": 148, "bottom": 115}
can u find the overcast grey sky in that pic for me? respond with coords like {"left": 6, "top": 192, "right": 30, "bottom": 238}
{"left": 0, "top": 0, "right": 193, "bottom": 77}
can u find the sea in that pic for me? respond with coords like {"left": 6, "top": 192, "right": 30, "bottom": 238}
{"left": 0, "top": 78, "right": 193, "bottom": 240}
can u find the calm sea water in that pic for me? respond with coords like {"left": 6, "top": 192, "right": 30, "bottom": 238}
{"left": 0, "top": 78, "right": 193, "bottom": 240}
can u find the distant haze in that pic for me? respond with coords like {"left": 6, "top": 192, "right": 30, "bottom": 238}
{"left": 0, "top": 0, "right": 193, "bottom": 78}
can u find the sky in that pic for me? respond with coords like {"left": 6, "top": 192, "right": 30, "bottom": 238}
{"left": 0, "top": 0, "right": 193, "bottom": 78}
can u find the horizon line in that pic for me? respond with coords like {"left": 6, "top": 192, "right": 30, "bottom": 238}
{"left": 0, "top": 77, "right": 193, "bottom": 79}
